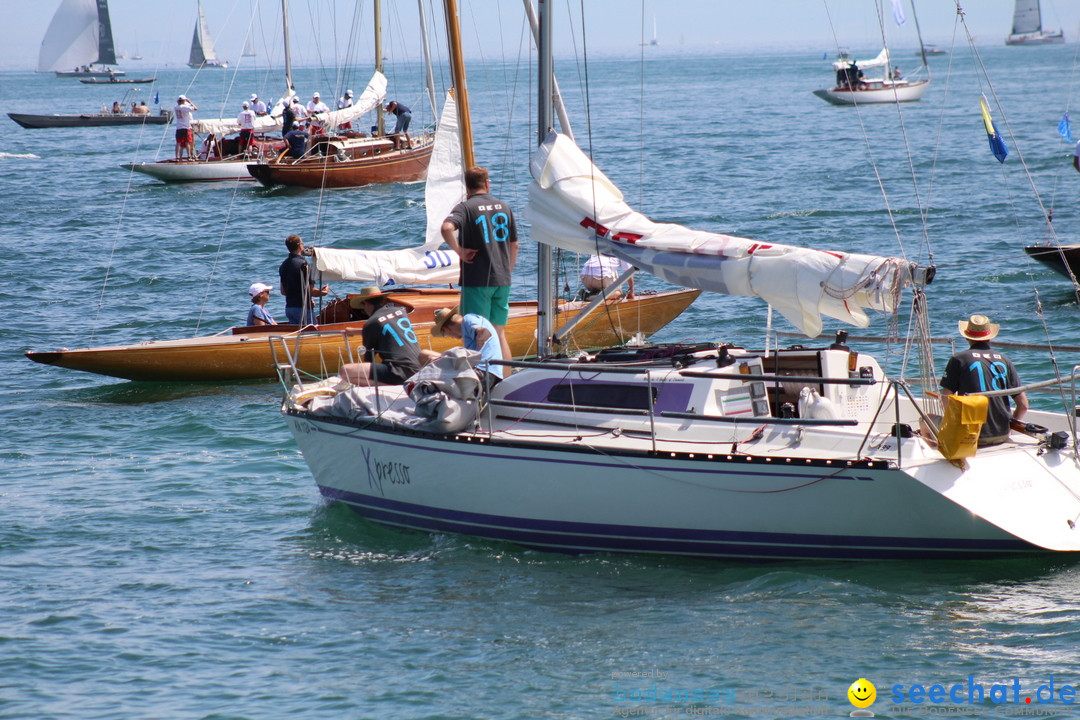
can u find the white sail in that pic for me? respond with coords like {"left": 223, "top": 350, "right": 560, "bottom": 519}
{"left": 191, "top": 71, "right": 386, "bottom": 137}
{"left": 312, "top": 91, "right": 462, "bottom": 286}
{"left": 1011, "top": 0, "right": 1042, "bottom": 35}
{"left": 38, "top": 0, "right": 101, "bottom": 72}
{"left": 831, "top": 48, "right": 889, "bottom": 71}
{"left": 527, "top": 132, "right": 911, "bottom": 338}
{"left": 309, "top": 72, "right": 388, "bottom": 133}
{"left": 189, "top": 1, "right": 220, "bottom": 66}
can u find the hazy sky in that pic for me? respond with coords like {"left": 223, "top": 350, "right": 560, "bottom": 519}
{"left": 6, "top": 0, "right": 1080, "bottom": 71}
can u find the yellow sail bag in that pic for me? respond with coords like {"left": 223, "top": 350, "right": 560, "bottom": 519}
{"left": 937, "top": 394, "right": 988, "bottom": 461}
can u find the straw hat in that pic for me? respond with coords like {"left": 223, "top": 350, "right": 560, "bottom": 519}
{"left": 959, "top": 314, "right": 1000, "bottom": 341}
{"left": 431, "top": 306, "right": 460, "bottom": 337}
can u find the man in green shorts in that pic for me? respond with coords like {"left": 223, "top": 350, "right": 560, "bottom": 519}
{"left": 441, "top": 165, "right": 518, "bottom": 363}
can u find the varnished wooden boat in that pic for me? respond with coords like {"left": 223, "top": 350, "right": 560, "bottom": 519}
{"left": 25, "top": 287, "right": 701, "bottom": 382}
{"left": 247, "top": 131, "right": 434, "bottom": 189}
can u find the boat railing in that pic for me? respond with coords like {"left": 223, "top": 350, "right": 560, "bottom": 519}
{"left": 269, "top": 329, "right": 358, "bottom": 392}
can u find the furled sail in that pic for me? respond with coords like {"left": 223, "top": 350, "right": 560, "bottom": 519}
{"left": 831, "top": 48, "right": 889, "bottom": 71}
{"left": 38, "top": 0, "right": 116, "bottom": 72}
{"left": 310, "top": 73, "right": 388, "bottom": 132}
{"left": 192, "top": 72, "right": 386, "bottom": 137}
{"left": 189, "top": 1, "right": 219, "bottom": 66}
{"left": 312, "top": 91, "right": 462, "bottom": 286}
{"left": 527, "top": 132, "right": 913, "bottom": 338}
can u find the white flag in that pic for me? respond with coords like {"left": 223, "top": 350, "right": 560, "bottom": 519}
{"left": 892, "top": 0, "right": 906, "bottom": 25}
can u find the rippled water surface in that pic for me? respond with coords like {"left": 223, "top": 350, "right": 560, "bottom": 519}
{"left": 5, "top": 36, "right": 1080, "bottom": 720}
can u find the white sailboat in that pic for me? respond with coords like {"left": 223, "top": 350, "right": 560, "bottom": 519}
{"left": 241, "top": 37, "right": 257, "bottom": 58}
{"left": 188, "top": 1, "right": 228, "bottom": 68}
{"left": 813, "top": 0, "right": 930, "bottom": 106}
{"left": 275, "top": 1, "right": 1080, "bottom": 561}
{"left": 1005, "top": 0, "right": 1064, "bottom": 45}
{"left": 39, "top": 0, "right": 125, "bottom": 78}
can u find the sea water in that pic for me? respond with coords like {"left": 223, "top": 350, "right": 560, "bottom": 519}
{"left": 5, "top": 44, "right": 1080, "bottom": 719}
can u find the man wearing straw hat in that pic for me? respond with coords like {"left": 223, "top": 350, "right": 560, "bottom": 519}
{"left": 339, "top": 287, "right": 421, "bottom": 387}
{"left": 428, "top": 306, "right": 505, "bottom": 380}
{"left": 940, "top": 314, "right": 1029, "bottom": 446}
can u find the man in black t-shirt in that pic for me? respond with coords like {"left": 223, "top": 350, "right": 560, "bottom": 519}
{"left": 340, "top": 287, "right": 421, "bottom": 386}
{"left": 441, "top": 165, "right": 518, "bottom": 365}
{"left": 278, "top": 234, "right": 329, "bottom": 325}
{"left": 940, "top": 314, "right": 1029, "bottom": 446}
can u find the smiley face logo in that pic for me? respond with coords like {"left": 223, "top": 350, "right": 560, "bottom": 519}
{"left": 848, "top": 678, "right": 876, "bottom": 709}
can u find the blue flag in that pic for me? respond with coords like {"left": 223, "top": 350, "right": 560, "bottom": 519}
{"left": 154, "top": 90, "right": 159, "bottom": 105}
{"left": 980, "top": 96, "right": 1008, "bottom": 164}
{"left": 1059, "top": 112, "right": 1073, "bottom": 143}
{"left": 892, "top": 0, "right": 906, "bottom": 26}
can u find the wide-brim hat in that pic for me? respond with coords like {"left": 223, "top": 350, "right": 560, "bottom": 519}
{"left": 959, "top": 314, "right": 1000, "bottom": 341}
{"left": 431, "top": 306, "right": 460, "bottom": 337}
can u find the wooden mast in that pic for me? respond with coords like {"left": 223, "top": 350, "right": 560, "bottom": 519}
{"left": 443, "top": 0, "right": 474, "bottom": 169}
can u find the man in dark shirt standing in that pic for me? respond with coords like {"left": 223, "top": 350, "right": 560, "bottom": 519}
{"left": 278, "top": 234, "right": 329, "bottom": 325}
{"left": 441, "top": 166, "right": 518, "bottom": 365}
{"left": 940, "top": 314, "right": 1029, "bottom": 446}
{"left": 340, "top": 287, "right": 422, "bottom": 386}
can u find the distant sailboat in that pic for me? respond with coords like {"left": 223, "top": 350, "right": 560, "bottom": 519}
{"left": 188, "top": 1, "right": 228, "bottom": 68}
{"left": 241, "top": 37, "right": 256, "bottom": 57}
{"left": 39, "top": 0, "right": 126, "bottom": 78}
{"left": 1005, "top": 0, "right": 1064, "bottom": 44}
{"left": 131, "top": 32, "right": 142, "bottom": 60}
{"left": 640, "top": 15, "right": 658, "bottom": 46}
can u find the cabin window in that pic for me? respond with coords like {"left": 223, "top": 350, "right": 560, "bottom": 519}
{"left": 547, "top": 382, "right": 657, "bottom": 410}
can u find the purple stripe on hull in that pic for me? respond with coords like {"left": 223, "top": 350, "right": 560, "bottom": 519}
{"left": 318, "top": 486, "right": 1036, "bottom": 560}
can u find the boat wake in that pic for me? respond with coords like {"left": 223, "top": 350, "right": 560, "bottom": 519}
{"left": 0, "top": 152, "right": 41, "bottom": 160}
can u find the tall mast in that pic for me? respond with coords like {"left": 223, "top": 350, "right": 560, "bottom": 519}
{"left": 375, "top": 0, "right": 385, "bottom": 135}
{"left": 535, "top": 0, "right": 554, "bottom": 356}
{"left": 282, "top": 0, "right": 293, "bottom": 95}
{"left": 909, "top": 0, "right": 930, "bottom": 75}
{"left": 444, "top": 0, "right": 474, "bottom": 169}
{"left": 418, "top": 0, "right": 439, "bottom": 122}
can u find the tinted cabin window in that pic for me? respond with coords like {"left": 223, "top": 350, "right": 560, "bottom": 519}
{"left": 547, "top": 382, "right": 656, "bottom": 410}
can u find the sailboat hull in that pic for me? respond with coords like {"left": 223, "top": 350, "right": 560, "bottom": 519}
{"left": 1006, "top": 30, "right": 1064, "bottom": 44}
{"left": 283, "top": 349, "right": 1080, "bottom": 560}
{"left": 1024, "top": 244, "right": 1080, "bottom": 279}
{"left": 122, "top": 159, "right": 259, "bottom": 182}
{"left": 55, "top": 69, "right": 126, "bottom": 78}
{"left": 26, "top": 288, "right": 700, "bottom": 381}
{"left": 813, "top": 79, "right": 930, "bottom": 105}
{"left": 282, "top": 398, "right": 1050, "bottom": 561}
{"left": 248, "top": 133, "right": 435, "bottom": 188}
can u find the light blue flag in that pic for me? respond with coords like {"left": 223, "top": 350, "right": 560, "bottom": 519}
{"left": 892, "top": 0, "right": 906, "bottom": 26}
{"left": 1059, "top": 112, "right": 1072, "bottom": 143}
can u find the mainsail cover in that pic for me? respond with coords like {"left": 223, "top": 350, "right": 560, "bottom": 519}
{"left": 38, "top": 0, "right": 102, "bottom": 72}
{"left": 312, "top": 91, "right": 463, "bottom": 286}
{"left": 527, "top": 132, "right": 912, "bottom": 338}
{"left": 192, "top": 72, "right": 386, "bottom": 136}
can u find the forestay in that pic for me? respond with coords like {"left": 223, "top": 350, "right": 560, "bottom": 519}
{"left": 527, "top": 132, "right": 912, "bottom": 338}
{"left": 192, "top": 72, "right": 387, "bottom": 137}
{"left": 312, "top": 91, "right": 463, "bottom": 286}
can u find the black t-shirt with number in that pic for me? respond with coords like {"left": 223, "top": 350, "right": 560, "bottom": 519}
{"left": 940, "top": 342, "right": 1021, "bottom": 440}
{"left": 361, "top": 301, "right": 421, "bottom": 379}
{"left": 446, "top": 192, "right": 517, "bottom": 287}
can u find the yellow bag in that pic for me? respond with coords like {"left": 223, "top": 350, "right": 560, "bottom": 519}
{"left": 937, "top": 394, "right": 988, "bottom": 461}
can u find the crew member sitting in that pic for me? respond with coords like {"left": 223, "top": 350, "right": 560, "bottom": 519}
{"left": 284, "top": 124, "right": 310, "bottom": 159}
{"left": 246, "top": 283, "right": 277, "bottom": 326}
{"left": 339, "top": 287, "right": 422, "bottom": 387}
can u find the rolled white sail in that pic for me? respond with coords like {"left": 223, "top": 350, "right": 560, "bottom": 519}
{"left": 831, "top": 48, "right": 889, "bottom": 71}
{"left": 309, "top": 72, "right": 387, "bottom": 130}
{"left": 312, "top": 91, "right": 462, "bottom": 286}
{"left": 38, "top": 0, "right": 100, "bottom": 72}
{"left": 527, "top": 132, "right": 912, "bottom": 338}
{"left": 192, "top": 72, "right": 387, "bottom": 137}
